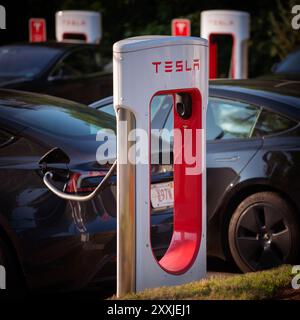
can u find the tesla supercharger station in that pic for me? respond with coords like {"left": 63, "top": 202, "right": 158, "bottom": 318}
{"left": 56, "top": 10, "right": 102, "bottom": 44}
{"left": 201, "top": 10, "right": 250, "bottom": 79}
{"left": 113, "top": 36, "right": 208, "bottom": 296}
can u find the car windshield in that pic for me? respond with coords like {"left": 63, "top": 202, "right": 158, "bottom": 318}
{"left": 0, "top": 46, "right": 61, "bottom": 78}
{"left": 0, "top": 93, "right": 116, "bottom": 138}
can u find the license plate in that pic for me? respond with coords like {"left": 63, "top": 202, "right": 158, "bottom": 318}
{"left": 151, "top": 181, "right": 174, "bottom": 209}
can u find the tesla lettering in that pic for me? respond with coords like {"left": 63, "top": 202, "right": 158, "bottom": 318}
{"left": 152, "top": 59, "right": 200, "bottom": 74}
{"left": 62, "top": 19, "right": 86, "bottom": 26}
{"left": 208, "top": 19, "right": 234, "bottom": 26}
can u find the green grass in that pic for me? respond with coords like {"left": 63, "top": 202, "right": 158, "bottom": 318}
{"left": 112, "top": 265, "right": 293, "bottom": 300}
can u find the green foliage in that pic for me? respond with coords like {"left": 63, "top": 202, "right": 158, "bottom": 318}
{"left": 55, "top": 0, "right": 300, "bottom": 77}
{"left": 269, "top": 0, "right": 300, "bottom": 60}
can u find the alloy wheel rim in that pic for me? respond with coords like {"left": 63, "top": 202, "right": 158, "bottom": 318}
{"left": 235, "top": 202, "right": 291, "bottom": 270}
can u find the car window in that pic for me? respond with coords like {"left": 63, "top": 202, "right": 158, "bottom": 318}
{"left": 52, "top": 48, "right": 105, "bottom": 78}
{"left": 1, "top": 103, "right": 115, "bottom": 139}
{"left": 253, "top": 110, "right": 298, "bottom": 137}
{"left": 164, "top": 97, "right": 262, "bottom": 141}
{"left": 207, "top": 98, "right": 261, "bottom": 140}
{"left": 0, "top": 129, "right": 14, "bottom": 147}
{"left": 97, "top": 95, "right": 174, "bottom": 129}
{"left": 97, "top": 103, "right": 116, "bottom": 117}
{"left": 97, "top": 96, "right": 265, "bottom": 142}
{"left": 0, "top": 45, "right": 61, "bottom": 78}
{"left": 164, "top": 108, "right": 173, "bottom": 132}
{"left": 150, "top": 94, "right": 174, "bottom": 159}
{"left": 151, "top": 95, "right": 173, "bottom": 130}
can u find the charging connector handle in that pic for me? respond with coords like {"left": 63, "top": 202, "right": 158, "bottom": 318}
{"left": 43, "top": 160, "right": 117, "bottom": 202}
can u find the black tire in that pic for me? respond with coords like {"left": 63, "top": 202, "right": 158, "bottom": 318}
{"left": 0, "top": 237, "right": 23, "bottom": 290}
{"left": 228, "top": 192, "right": 299, "bottom": 273}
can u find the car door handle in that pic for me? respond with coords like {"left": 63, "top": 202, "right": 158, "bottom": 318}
{"left": 215, "top": 156, "right": 240, "bottom": 162}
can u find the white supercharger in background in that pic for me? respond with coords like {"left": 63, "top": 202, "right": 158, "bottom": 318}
{"left": 56, "top": 10, "right": 102, "bottom": 44}
{"left": 113, "top": 36, "right": 208, "bottom": 292}
{"left": 201, "top": 10, "right": 250, "bottom": 79}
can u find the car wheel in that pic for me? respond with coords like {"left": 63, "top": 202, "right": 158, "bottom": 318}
{"left": 228, "top": 192, "right": 299, "bottom": 272}
{"left": 0, "top": 238, "right": 22, "bottom": 290}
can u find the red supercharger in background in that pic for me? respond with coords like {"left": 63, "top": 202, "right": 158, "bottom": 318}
{"left": 172, "top": 19, "right": 191, "bottom": 36}
{"left": 29, "top": 18, "right": 47, "bottom": 42}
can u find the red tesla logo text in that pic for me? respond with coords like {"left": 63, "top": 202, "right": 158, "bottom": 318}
{"left": 208, "top": 19, "right": 234, "bottom": 26}
{"left": 62, "top": 19, "right": 86, "bottom": 26}
{"left": 152, "top": 59, "right": 200, "bottom": 74}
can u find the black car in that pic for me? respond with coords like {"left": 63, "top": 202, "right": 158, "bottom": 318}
{"left": 0, "top": 89, "right": 172, "bottom": 290}
{"left": 0, "top": 43, "right": 113, "bottom": 104}
{"left": 1, "top": 79, "right": 300, "bottom": 291}
{"left": 91, "top": 78, "right": 300, "bottom": 273}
